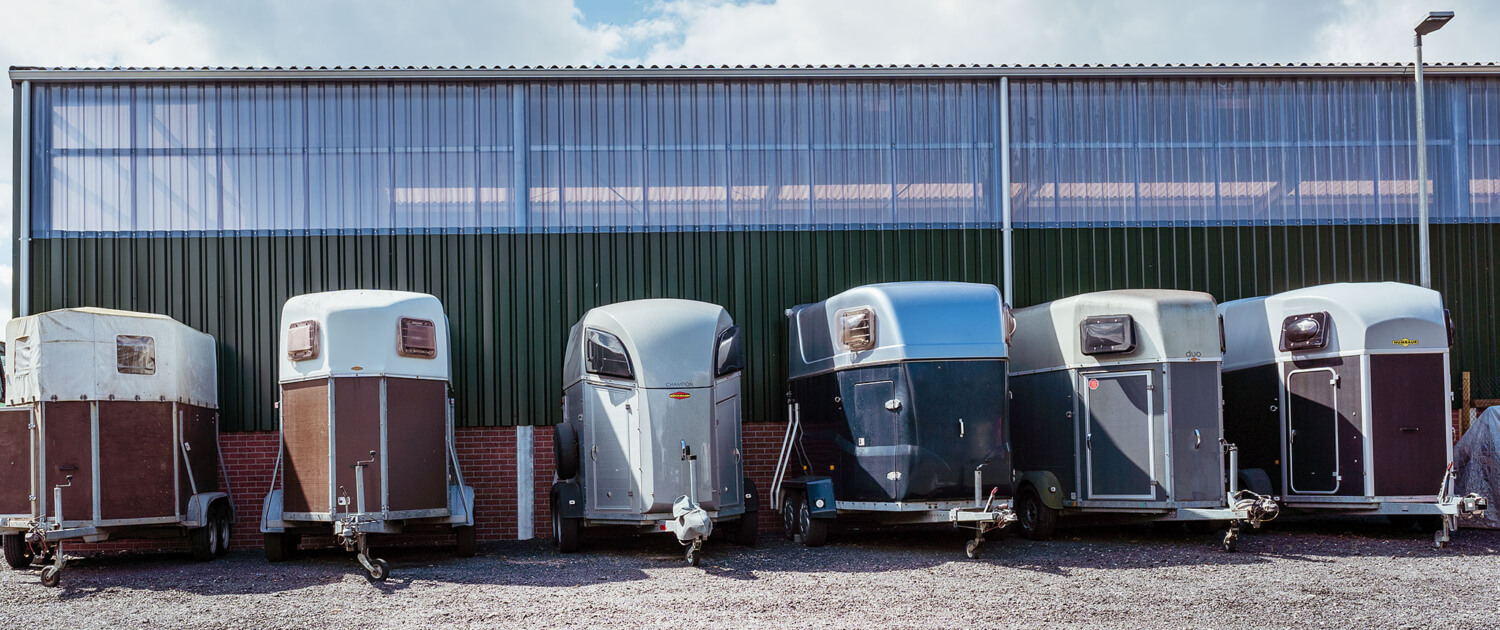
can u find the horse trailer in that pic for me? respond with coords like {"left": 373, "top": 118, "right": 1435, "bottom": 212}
{"left": 1008, "top": 290, "right": 1276, "bottom": 552}
{"left": 260, "top": 291, "right": 476, "bottom": 580}
{"left": 0, "top": 308, "right": 231, "bottom": 587}
{"left": 1219, "top": 282, "right": 1486, "bottom": 547}
{"left": 773, "top": 282, "right": 1017, "bottom": 558}
{"left": 550, "top": 299, "right": 757, "bottom": 565}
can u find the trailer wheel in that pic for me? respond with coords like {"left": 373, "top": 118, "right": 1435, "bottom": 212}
{"left": 264, "top": 532, "right": 291, "bottom": 562}
{"left": 553, "top": 423, "right": 580, "bottom": 480}
{"left": 455, "top": 526, "right": 477, "bottom": 558}
{"left": 212, "top": 502, "right": 233, "bottom": 557}
{"left": 796, "top": 494, "right": 828, "bottom": 547}
{"left": 3, "top": 534, "right": 33, "bottom": 569}
{"left": 551, "top": 499, "right": 580, "bottom": 553}
{"left": 39, "top": 565, "right": 60, "bottom": 588}
{"left": 1016, "top": 487, "right": 1057, "bottom": 541}
{"left": 781, "top": 491, "right": 802, "bottom": 541}
{"left": 366, "top": 558, "right": 390, "bottom": 582}
{"left": 190, "top": 517, "right": 217, "bottom": 562}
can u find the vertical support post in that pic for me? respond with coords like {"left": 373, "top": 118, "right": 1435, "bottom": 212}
{"left": 90, "top": 402, "right": 101, "bottom": 522}
{"left": 1461, "top": 371, "right": 1472, "bottom": 436}
{"left": 1414, "top": 39, "right": 1432, "bottom": 289}
{"left": 516, "top": 425, "right": 534, "bottom": 540}
{"left": 999, "top": 77, "right": 1014, "bottom": 306}
{"left": 17, "top": 80, "right": 32, "bottom": 317}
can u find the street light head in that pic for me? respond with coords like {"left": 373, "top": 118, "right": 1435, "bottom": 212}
{"left": 1415, "top": 11, "right": 1454, "bottom": 36}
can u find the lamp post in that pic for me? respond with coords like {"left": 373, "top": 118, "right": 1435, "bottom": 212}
{"left": 1413, "top": 10, "right": 1453, "bottom": 289}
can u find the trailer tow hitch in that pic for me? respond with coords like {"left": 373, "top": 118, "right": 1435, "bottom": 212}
{"left": 336, "top": 452, "right": 390, "bottom": 582}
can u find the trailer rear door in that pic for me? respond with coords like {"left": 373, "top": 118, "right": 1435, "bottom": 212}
{"left": 1082, "top": 371, "right": 1155, "bottom": 500}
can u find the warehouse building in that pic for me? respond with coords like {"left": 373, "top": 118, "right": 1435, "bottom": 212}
{"left": 10, "top": 64, "right": 1500, "bottom": 544}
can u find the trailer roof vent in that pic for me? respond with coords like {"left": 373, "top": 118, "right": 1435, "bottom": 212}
{"left": 117, "top": 335, "right": 156, "bottom": 375}
{"left": 398, "top": 317, "right": 438, "bottom": 359}
{"left": 1279, "top": 312, "right": 1329, "bottom": 352}
{"left": 1081, "top": 314, "right": 1136, "bottom": 356}
{"left": 287, "top": 320, "right": 320, "bottom": 361}
{"left": 836, "top": 307, "right": 877, "bottom": 352}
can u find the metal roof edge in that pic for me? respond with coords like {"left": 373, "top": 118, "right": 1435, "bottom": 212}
{"left": 10, "top": 62, "right": 1500, "bottom": 83}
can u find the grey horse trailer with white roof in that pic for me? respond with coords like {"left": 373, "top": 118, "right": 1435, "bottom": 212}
{"left": 1220, "top": 282, "right": 1486, "bottom": 548}
{"left": 1009, "top": 290, "right": 1275, "bottom": 552}
{"left": 259, "top": 290, "right": 477, "bottom": 581}
{"left": 773, "top": 282, "right": 1017, "bottom": 558}
{"left": 550, "top": 299, "right": 757, "bottom": 566}
{"left": 0, "top": 308, "right": 231, "bottom": 587}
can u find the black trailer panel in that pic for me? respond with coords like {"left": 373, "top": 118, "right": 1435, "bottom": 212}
{"left": 1010, "top": 370, "right": 1078, "bottom": 497}
{"left": 1167, "top": 362, "right": 1225, "bottom": 503}
{"left": 1221, "top": 363, "right": 1283, "bottom": 496}
{"left": 1370, "top": 353, "right": 1449, "bottom": 497}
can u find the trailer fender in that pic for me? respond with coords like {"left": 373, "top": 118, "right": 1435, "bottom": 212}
{"left": 803, "top": 478, "right": 837, "bottom": 518}
{"left": 260, "top": 489, "right": 286, "bottom": 533}
{"left": 185, "top": 492, "right": 230, "bottom": 528}
{"left": 1017, "top": 472, "right": 1065, "bottom": 510}
{"left": 552, "top": 480, "right": 586, "bottom": 519}
{"left": 741, "top": 477, "right": 760, "bottom": 512}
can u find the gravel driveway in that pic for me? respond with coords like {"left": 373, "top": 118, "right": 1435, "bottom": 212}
{"left": 3, "top": 520, "right": 1498, "bottom": 629}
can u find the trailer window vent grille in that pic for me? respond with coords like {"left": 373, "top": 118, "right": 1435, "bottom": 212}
{"left": 837, "top": 307, "right": 877, "bottom": 352}
{"left": 1279, "top": 312, "right": 1330, "bottom": 352}
{"left": 1081, "top": 315, "right": 1136, "bottom": 355}
{"left": 398, "top": 318, "right": 438, "bottom": 358}
{"left": 117, "top": 335, "right": 156, "bottom": 375}
{"left": 287, "top": 320, "right": 320, "bottom": 361}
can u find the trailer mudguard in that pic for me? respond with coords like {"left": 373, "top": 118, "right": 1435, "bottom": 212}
{"left": 184, "top": 492, "right": 231, "bottom": 528}
{"left": 552, "top": 480, "right": 586, "bottom": 519}
{"left": 804, "top": 477, "right": 837, "bottom": 518}
{"left": 742, "top": 478, "right": 760, "bottom": 513}
{"left": 1017, "top": 471, "right": 1065, "bottom": 510}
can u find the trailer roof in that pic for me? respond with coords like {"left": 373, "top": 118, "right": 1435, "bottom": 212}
{"left": 563, "top": 299, "right": 733, "bottom": 390}
{"left": 1219, "top": 282, "right": 1448, "bottom": 370}
{"left": 279, "top": 290, "right": 451, "bottom": 383}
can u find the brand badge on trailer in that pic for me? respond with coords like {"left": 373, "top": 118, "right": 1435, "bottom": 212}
{"left": 1393, "top": 338, "right": 1419, "bottom": 347}
{"left": 1088, "top": 379, "right": 1099, "bottom": 390}
{"left": 669, "top": 391, "right": 691, "bottom": 400}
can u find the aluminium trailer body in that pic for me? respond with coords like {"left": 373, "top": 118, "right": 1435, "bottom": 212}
{"left": 551, "top": 299, "right": 757, "bottom": 566}
{"left": 1008, "top": 290, "right": 1276, "bottom": 552}
{"left": 1219, "top": 282, "right": 1486, "bottom": 548}
{"left": 773, "top": 282, "right": 1017, "bottom": 559}
{"left": 0, "top": 308, "right": 231, "bottom": 587}
{"left": 260, "top": 290, "right": 476, "bottom": 581}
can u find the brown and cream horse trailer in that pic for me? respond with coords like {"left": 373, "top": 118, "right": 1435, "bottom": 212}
{"left": 259, "top": 290, "right": 476, "bottom": 581}
{"left": 1, "top": 308, "right": 230, "bottom": 587}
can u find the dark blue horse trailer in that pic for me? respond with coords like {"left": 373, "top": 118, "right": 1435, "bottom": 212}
{"left": 772, "top": 282, "right": 1016, "bottom": 558}
{"left": 1220, "top": 282, "right": 1486, "bottom": 548}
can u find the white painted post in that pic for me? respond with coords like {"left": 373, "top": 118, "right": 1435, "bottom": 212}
{"left": 516, "top": 425, "right": 534, "bottom": 539}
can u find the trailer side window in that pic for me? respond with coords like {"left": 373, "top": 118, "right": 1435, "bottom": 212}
{"left": 398, "top": 317, "right": 438, "bottom": 359}
{"left": 1279, "top": 312, "right": 1330, "bottom": 352}
{"left": 586, "top": 329, "right": 634, "bottom": 380}
{"left": 836, "top": 307, "right": 876, "bottom": 352}
{"left": 1081, "top": 315, "right": 1136, "bottom": 355}
{"left": 715, "top": 326, "right": 744, "bottom": 376}
{"left": 117, "top": 335, "right": 157, "bottom": 375}
{"left": 288, "top": 320, "right": 320, "bottom": 361}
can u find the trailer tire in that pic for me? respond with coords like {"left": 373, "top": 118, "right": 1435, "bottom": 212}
{"left": 1016, "top": 487, "right": 1057, "bottom": 541}
{"left": 554, "top": 423, "right": 580, "bottom": 480}
{"left": 190, "top": 516, "right": 217, "bottom": 562}
{"left": 212, "top": 502, "right": 233, "bottom": 557}
{"left": 552, "top": 499, "right": 581, "bottom": 553}
{"left": 455, "top": 526, "right": 477, "bottom": 558}
{"left": 3, "top": 534, "right": 33, "bottom": 569}
{"left": 264, "top": 532, "right": 292, "bottom": 562}
{"left": 796, "top": 494, "right": 828, "bottom": 547}
{"left": 1238, "top": 468, "right": 1274, "bottom": 498}
{"left": 781, "top": 491, "right": 802, "bottom": 541}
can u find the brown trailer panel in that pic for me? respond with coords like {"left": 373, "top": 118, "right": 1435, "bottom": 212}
{"left": 332, "top": 377, "right": 383, "bottom": 513}
{"left": 42, "top": 402, "right": 94, "bottom": 522}
{"left": 0, "top": 407, "right": 33, "bottom": 516}
{"left": 282, "top": 379, "right": 332, "bottom": 514}
{"left": 385, "top": 378, "right": 448, "bottom": 512}
{"left": 178, "top": 404, "right": 221, "bottom": 515}
{"left": 98, "top": 402, "right": 177, "bottom": 521}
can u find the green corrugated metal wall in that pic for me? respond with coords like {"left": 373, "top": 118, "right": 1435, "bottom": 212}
{"left": 29, "top": 228, "right": 1006, "bottom": 431}
{"left": 28, "top": 222, "right": 1499, "bottom": 432}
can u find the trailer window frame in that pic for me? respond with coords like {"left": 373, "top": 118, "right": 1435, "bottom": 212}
{"left": 116, "top": 335, "right": 157, "bottom": 375}
{"left": 287, "top": 320, "right": 320, "bottom": 361}
{"left": 1080, "top": 314, "right": 1136, "bottom": 356}
{"left": 715, "top": 325, "right": 745, "bottom": 377}
{"left": 585, "top": 328, "right": 635, "bottom": 381}
{"left": 1279, "top": 312, "right": 1330, "bottom": 352}
{"left": 397, "top": 317, "right": 439, "bottom": 359}
{"left": 836, "top": 307, "right": 877, "bottom": 352}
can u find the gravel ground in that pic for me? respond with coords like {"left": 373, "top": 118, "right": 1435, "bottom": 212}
{"left": 3, "top": 519, "right": 1499, "bottom": 629}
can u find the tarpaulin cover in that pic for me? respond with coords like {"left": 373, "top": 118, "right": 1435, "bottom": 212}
{"left": 4, "top": 308, "right": 217, "bottom": 408}
{"left": 1455, "top": 407, "right": 1500, "bottom": 529}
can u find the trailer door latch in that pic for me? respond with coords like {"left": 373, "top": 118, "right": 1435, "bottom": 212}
{"left": 885, "top": 399, "right": 902, "bottom": 411}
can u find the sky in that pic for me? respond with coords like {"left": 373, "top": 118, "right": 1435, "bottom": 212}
{"left": 3, "top": 0, "right": 1499, "bottom": 320}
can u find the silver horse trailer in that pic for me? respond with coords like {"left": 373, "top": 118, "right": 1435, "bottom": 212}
{"left": 1220, "top": 282, "right": 1486, "bottom": 547}
{"left": 1009, "top": 290, "right": 1276, "bottom": 552}
{"left": 772, "top": 282, "right": 1017, "bottom": 559}
{"left": 1, "top": 308, "right": 231, "bottom": 587}
{"left": 260, "top": 291, "right": 476, "bottom": 581}
{"left": 550, "top": 299, "right": 757, "bottom": 566}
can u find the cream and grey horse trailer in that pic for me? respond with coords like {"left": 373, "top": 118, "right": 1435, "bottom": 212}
{"left": 1220, "top": 282, "right": 1485, "bottom": 547}
{"left": 1009, "top": 290, "right": 1275, "bottom": 552}
{"left": 260, "top": 290, "right": 476, "bottom": 581}
{"left": 551, "top": 299, "right": 757, "bottom": 565}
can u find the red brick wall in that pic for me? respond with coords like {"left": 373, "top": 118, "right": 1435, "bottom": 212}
{"left": 48, "top": 422, "right": 792, "bottom": 554}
